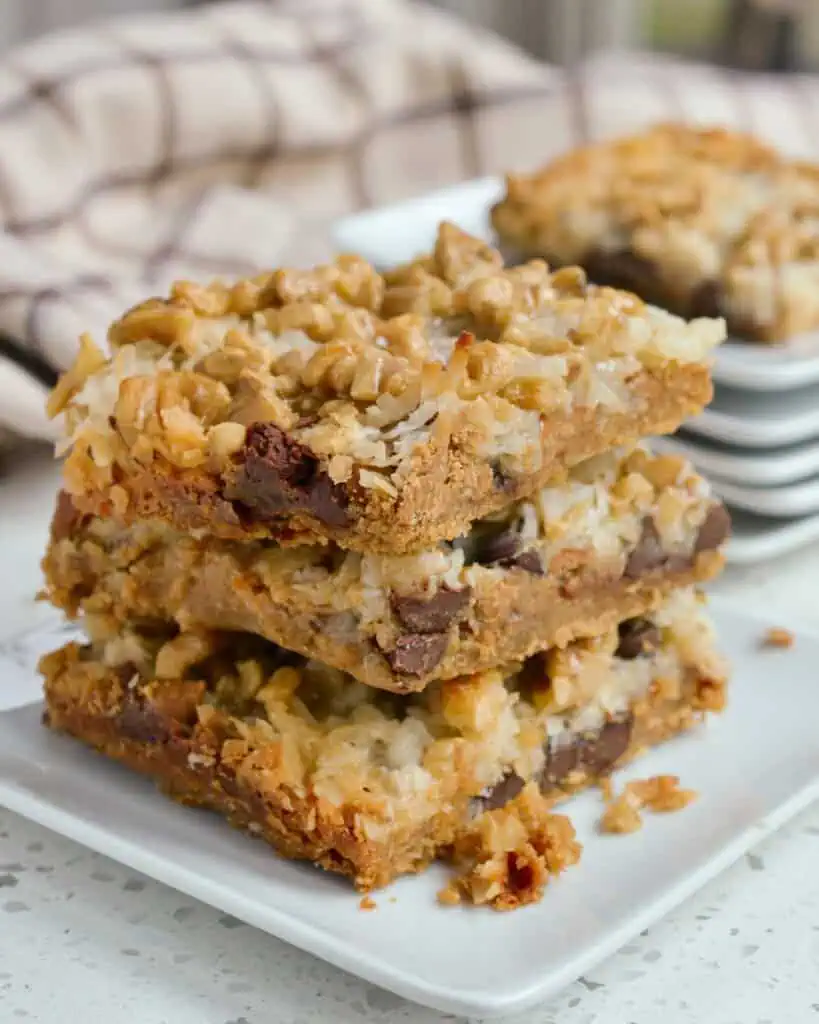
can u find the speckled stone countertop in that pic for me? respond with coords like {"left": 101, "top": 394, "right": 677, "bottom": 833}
{"left": 2, "top": 446, "right": 819, "bottom": 1024}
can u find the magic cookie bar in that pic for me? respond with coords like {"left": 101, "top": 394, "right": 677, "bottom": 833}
{"left": 492, "top": 124, "right": 819, "bottom": 342}
{"left": 44, "top": 448, "right": 729, "bottom": 693}
{"left": 49, "top": 224, "right": 722, "bottom": 555}
{"left": 41, "top": 589, "right": 726, "bottom": 896}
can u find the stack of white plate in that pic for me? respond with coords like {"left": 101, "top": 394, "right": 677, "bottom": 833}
{"left": 653, "top": 343, "right": 819, "bottom": 564}
{"left": 332, "top": 177, "right": 819, "bottom": 565}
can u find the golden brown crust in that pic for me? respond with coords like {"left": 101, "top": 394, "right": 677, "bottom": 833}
{"left": 492, "top": 123, "right": 819, "bottom": 343}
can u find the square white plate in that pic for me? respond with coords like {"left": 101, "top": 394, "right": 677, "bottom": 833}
{"left": 332, "top": 178, "right": 819, "bottom": 392}
{"left": 2, "top": 605, "right": 819, "bottom": 1018}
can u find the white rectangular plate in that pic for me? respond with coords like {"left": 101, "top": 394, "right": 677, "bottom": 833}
{"left": 1, "top": 605, "right": 818, "bottom": 1018}
{"left": 332, "top": 179, "right": 819, "bottom": 393}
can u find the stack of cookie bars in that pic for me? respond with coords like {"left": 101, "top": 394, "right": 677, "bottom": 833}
{"left": 39, "top": 220, "right": 730, "bottom": 908}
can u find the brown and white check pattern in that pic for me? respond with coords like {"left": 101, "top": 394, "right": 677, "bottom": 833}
{"left": 4, "top": 0, "right": 819, "bottom": 443}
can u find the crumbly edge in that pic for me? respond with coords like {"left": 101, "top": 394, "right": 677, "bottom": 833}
{"left": 439, "top": 783, "right": 582, "bottom": 910}
{"left": 65, "top": 361, "right": 712, "bottom": 554}
{"left": 41, "top": 643, "right": 725, "bottom": 893}
{"left": 43, "top": 519, "right": 724, "bottom": 693}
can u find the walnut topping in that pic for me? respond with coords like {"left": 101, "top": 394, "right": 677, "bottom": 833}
{"left": 51, "top": 222, "right": 723, "bottom": 498}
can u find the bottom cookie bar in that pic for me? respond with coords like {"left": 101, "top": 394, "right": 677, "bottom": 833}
{"left": 41, "top": 589, "right": 726, "bottom": 899}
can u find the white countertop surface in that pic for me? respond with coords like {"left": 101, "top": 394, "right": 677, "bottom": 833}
{"left": 2, "top": 445, "right": 819, "bottom": 1024}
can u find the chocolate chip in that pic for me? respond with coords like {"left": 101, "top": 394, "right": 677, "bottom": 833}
{"left": 470, "top": 772, "right": 525, "bottom": 815}
{"left": 385, "top": 633, "right": 448, "bottom": 676}
{"left": 475, "top": 528, "right": 544, "bottom": 575}
{"left": 491, "top": 462, "right": 516, "bottom": 494}
{"left": 510, "top": 550, "right": 544, "bottom": 576}
{"left": 479, "top": 528, "right": 519, "bottom": 566}
{"left": 118, "top": 694, "right": 171, "bottom": 744}
{"left": 117, "top": 679, "right": 203, "bottom": 744}
{"left": 616, "top": 618, "right": 661, "bottom": 660}
{"left": 542, "top": 717, "right": 632, "bottom": 785}
{"left": 694, "top": 504, "right": 731, "bottom": 554}
{"left": 391, "top": 586, "right": 472, "bottom": 634}
{"left": 623, "top": 517, "right": 667, "bottom": 579}
{"left": 690, "top": 279, "right": 722, "bottom": 319}
{"left": 583, "top": 248, "right": 664, "bottom": 303}
{"left": 50, "top": 491, "right": 87, "bottom": 543}
{"left": 542, "top": 742, "right": 580, "bottom": 785}
{"left": 225, "top": 423, "right": 349, "bottom": 529}
{"left": 580, "top": 719, "right": 632, "bottom": 776}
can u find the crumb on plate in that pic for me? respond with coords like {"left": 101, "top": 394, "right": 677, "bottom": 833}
{"left": 439, "top": 783, "right": 581, "bottom": 910}
{"left": 600, "top": 774, "right": 697, "bottom": 835}
{"left": 761, "top": 627, "right": 794, "bottom": 650}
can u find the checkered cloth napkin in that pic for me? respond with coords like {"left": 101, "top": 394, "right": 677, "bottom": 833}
{"left": 4, "top": 0, "right": 819, "bottom": 444}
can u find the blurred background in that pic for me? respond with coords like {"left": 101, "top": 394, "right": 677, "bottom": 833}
{"left": 2, "top": 0, "right": 818, "bottom": 70}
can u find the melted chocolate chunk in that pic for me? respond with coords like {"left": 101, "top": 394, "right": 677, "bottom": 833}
{"left": 491, "top": 461, "right": 517, "bottom": 494}
{"left": 694, "top": 504, "right": 731, "bottom": 554}
{"left": 580, "top": 719, "right": 632, "bottom": 776}
{"left": 385, "top": 633, "right": 449, "bottom": 676}
{"left": 479, "top": 528, "right": 519, "bottom": 566}
{"left": 117, "top": 677, "right": 202, "bottom": 744}
{"left": 118, "top": 693, "right": 171, "bottom": 744}
{"left": 616, "top": 618, "right": 661, "bottom": 660}
{"left": 542, "top": 717, "right": 632, "bottom": 785}
{"left": 511, "top": 550, "right": 545, "bottom": 576}
{"left": 391, "top": 586, "right": 472, "bottom": 634}
{"left": 623, "top": 517, "right": 668, "bottom": 579}
{"left": 542, "top": 742, "right": 580, "bottom": 785}
{"left": 225, "top": 423, "right": 349, "bottom": 528}
{"left": 583, "top": 248, "right": 666, "bottom": 305}
{"left": 475, "top": 528, "right": 544, "bottom": 575}
{"left": 690, "top": 279, "right": 723, "bottom": 319}
{"left": 470, "top": 772, "right": 525, "bottom": 815}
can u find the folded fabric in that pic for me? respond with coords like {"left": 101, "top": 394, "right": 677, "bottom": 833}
{"left": 2, "top": 0, "right": 819, "bottom": 441}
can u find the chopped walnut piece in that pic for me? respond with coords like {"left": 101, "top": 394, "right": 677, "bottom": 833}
{"left": 441, "top": 783, "right": 581, "bottom": 910}
{"left": 761, "top": 627, "right": 794, "bottom": 650}
{"left": 600, "top": 774, "right": 697, "bottom": 835}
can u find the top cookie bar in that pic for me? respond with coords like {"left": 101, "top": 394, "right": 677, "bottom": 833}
{"left": 492, "top": 124, "right": 819, "bottom": 342}
{"left": 50, "top": 224, "right": 722, "bottom": 554}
